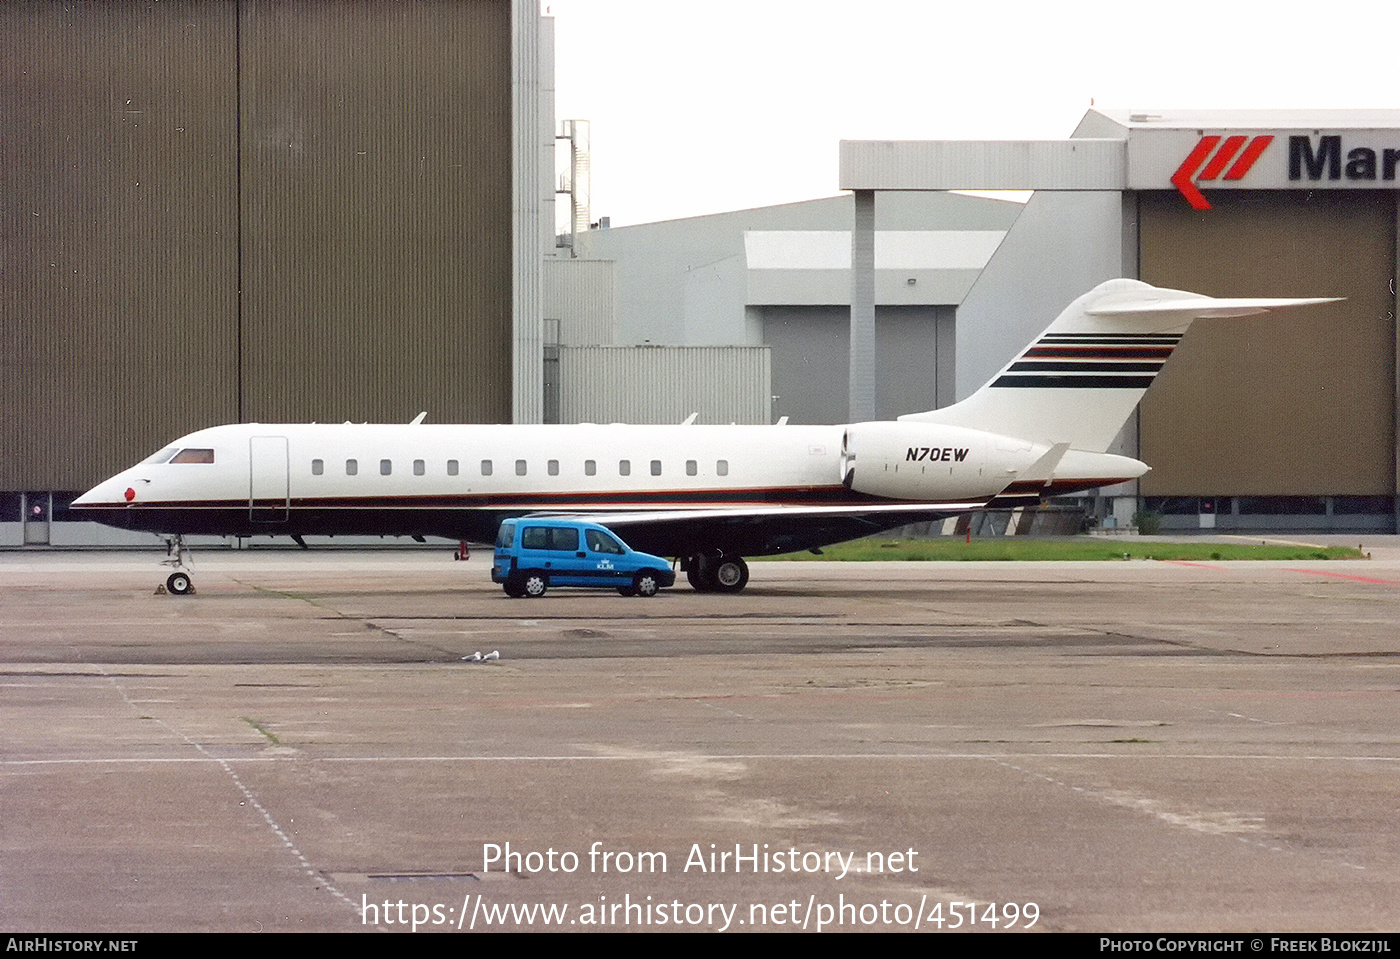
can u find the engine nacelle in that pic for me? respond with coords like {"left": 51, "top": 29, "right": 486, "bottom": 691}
{"left": 842, "top": 421, "right": 1010, "bottom": 501}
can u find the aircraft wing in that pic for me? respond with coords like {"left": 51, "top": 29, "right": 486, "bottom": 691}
{"left": 521, "top": 501, "right": 990, "bottom": 557}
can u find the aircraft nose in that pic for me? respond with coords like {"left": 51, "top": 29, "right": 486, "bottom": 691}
{"left": 72, "top": 476, "right": 134, "bottom": 507}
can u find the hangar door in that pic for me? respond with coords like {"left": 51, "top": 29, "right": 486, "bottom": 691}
{"left": 1138, "top": 190, "right": 1396, "bottom": 498}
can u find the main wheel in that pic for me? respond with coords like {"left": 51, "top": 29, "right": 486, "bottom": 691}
{"left": 686, "top": 563, "right": 711, "bottom": 591}
{"left": 633, "top": 570, "right": 661, "bottom": 598}
{"left": 711, "top": 555, "right": 749, "bottom": 593}
{"left": 522, "top": 571, "right": 548, "bottom": 598}
{"left": 166, "top": 572, "right": 194, "bottom": 596}
{"left": 686, "top": 556, "right": 716, "bottom": 592}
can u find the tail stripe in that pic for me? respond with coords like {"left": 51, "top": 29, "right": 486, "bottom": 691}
{"left": 1041, "top": 334, "right": 1183, "bottom": 344}
{"left": 1008, "top": 361, "right": 1164, "bottom": 373}
{"left": 992, "top": 374, "right": 1157, "bottom": 389}
{"left": 1024, "top": 345, "right": 1174, "bottom": 359}
{"left": 993, "top": 331, "right": 1183, "bottom": 390}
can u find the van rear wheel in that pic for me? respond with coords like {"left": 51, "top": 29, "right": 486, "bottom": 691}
{"left": 522, "top": 571, "right": 548, "bottom": 598}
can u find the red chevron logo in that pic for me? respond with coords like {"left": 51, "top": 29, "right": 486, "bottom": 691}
{"left": 1171, "top": 135, "right": 1274, "bottom": 210}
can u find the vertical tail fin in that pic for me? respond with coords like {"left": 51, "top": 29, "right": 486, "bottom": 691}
{"left": 899, "top": 279, "right": 1340, "bottom": 451}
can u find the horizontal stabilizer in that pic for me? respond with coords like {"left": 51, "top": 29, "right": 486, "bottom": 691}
{"left": 1086, "top": 294, "right": 1343, "bottom": 319}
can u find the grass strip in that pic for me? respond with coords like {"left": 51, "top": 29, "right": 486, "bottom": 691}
{"left": 760, "top": 540, "right": 1364, "bottom": 562}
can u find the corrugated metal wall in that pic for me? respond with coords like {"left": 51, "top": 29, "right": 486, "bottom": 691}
{"left": 1139, "top": 190, "right": 1396, "bottom": 496}
{"left": 1, "top": 0, "right": 515, "bottom": 491}
{"left": 1, "top": 1, "right": 240, "bottom": 490}
{"left": 543, "top": 258, "right": 616, "bottom": 345}
{"left": 558, "top": 346, "right": 771, "bottom": 425}
{"left": 240, "top": 0, "right": 513, "bottom": 426}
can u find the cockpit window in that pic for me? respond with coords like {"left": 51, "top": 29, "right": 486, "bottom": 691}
{"left": 141, "top": 447, "right": 179, "bottom": 465}
{"left": 169, "top": 448, "right": 215, "bottom": 464}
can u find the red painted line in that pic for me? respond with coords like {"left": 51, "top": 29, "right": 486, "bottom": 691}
{"left": 1284, "top": 568, "right": 1400, "bottom": 586}
{"left": 1224, "top": 135, "right": 1273, "bottom": 180}
{"left": 1197, "top": 135, "right": 1246, "bottom": 181}
{"left": 1162, "top": 560, "right": 1225, "bottom": 570}
{"left": 1171, "top": 136, "right": 1219, "bottom": 210}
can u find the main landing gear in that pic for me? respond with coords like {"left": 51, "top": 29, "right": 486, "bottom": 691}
{"left": 684, "top": 553, "right": 749, "bottom": 593}
{"left": 159, "top": 535, "right": 195, "bottom": 595}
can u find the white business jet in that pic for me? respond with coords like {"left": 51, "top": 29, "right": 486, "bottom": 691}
{"left": 71, "top": 279, "right": 1337, "bottom": 595}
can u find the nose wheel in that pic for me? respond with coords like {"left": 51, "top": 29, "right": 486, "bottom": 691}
{"left": 159, "top": 535, "right": 195, "bottom": 596}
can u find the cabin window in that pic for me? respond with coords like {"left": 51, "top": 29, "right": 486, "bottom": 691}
{"left": 481, "top": 459, "right": 492, "bottom": 476}
{"left": 346, "top": 459, "right": 358, "bottom": 476}
{"left": 515, "top": 459, "right": 527, "bottom": 476}
{"left": 413, "top": 459, "right": 425, "bottom": 476}
{"left": 618, "top": 459, "right": 631, "bottom": 476}
{"left": 447, "top": 460, "right": 459, "bottom": 476}
{"left": 585, "top": 459, "right": 596, "bottom": 476}
{"left": 717, "top": 460, "right": 729, "bottom": 476}
{"left": 650, "top": 460, "right": 662, "bottom": 476}
{"left": 380, "top": 459, "right": 392, "bottom": 476}
{"left": 548, "top": 459, "right": 559, "bottom": 476}
{"left": 311, "top": 459, "right": 324, "bottom": 476}
{"left": 686, "top": 460, "right": 697, "bottom": 476}
{"left": 170, "top": 448, "right": 215, "bottom": 464}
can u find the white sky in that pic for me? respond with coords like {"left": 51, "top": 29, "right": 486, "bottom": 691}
{"left": 550, "top": 0, "right": 1400, "bottom": 226}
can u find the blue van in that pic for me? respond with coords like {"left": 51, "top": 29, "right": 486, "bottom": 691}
{"left": 492, "top": 519, "right": 676, "bottom": 598}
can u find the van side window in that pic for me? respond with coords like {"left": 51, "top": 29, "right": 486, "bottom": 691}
{"left": 312, "top": 459, "right": 324, "bottom": 476}
{"left": 447, "top": 460, "right": 459, "bottom": 476}
{"left": 717, "top": 460, "right": 729, "bottom": 476}
{"left": 522, "top": 526, "right": 578, "bottom": 551}
{"left": 346, "top": 459, "right": 358, "bottom": 476}
{"left": 413, "top": 459, "right": 425, "bottom": 476}
{"left": 586, "top": 529, "right": 624, "bottom": 554}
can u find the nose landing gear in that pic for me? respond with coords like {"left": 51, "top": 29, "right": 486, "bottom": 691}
{"left": 158, "top": 535, "right": 195, "bottom": 595}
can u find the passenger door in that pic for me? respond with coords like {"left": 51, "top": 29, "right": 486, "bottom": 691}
{"left": 249, "top": 436, "right": 289, "bottom": 523}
